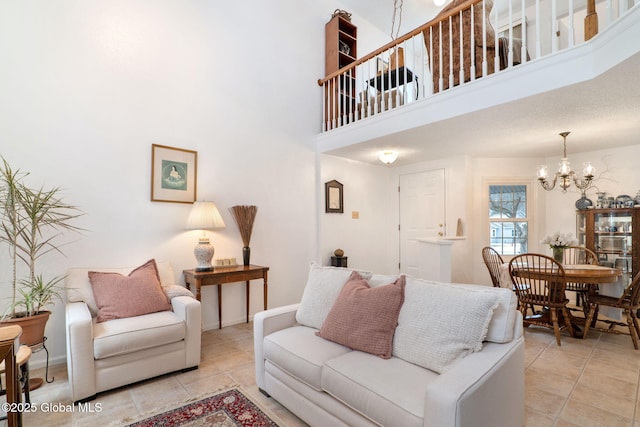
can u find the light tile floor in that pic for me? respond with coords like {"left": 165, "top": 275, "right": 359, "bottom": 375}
{"left": 2, "top": 319, "right": 640, "bottom": 426}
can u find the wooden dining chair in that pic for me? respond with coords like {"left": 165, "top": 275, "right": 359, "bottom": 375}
{"left": 509, "top": 253, "right": 574, "bottom": 345}
{"left": 563, "top": 246, "right": 599, "bottom": 316}
{"left": 482, "top": 246, "right": 504, "bottom": 288}
{"left": 483, "top": 246, "right": 533, "bottom": 314}
{"left": 582, "top": 271, "right": 640, "bottom": 349}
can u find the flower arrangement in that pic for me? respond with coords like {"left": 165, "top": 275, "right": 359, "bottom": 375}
{"left": 541, "top": 232, "right": 578, "bottom": 249}
{"left": 229, "top": 205, "right": 258, "bottom": 266}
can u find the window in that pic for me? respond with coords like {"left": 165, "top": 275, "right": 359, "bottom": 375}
{"left": 498, "top": 17, "right": 525, "bottom": 40}
{"left": 489, "top": 185, "right": 528, "bottom": 255}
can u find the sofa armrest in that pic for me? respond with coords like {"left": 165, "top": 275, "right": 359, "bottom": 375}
{"left": 65, "top": 301, "right": 97, "bottom": 402}
{"left": 253, "top": 304, "right": 300, "bottom": 390}
{"left": 423, "top": 313, "right": 525, "bottom": 427}
{"left": 170, "top": 295, "right": 202, "bottom": 368}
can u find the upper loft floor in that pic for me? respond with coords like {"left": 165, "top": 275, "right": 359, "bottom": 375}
{"left": 316, "top": 0, "right": 640, "bottom": 167}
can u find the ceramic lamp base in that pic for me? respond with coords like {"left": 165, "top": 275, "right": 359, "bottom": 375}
{"left": 194, "top": 237, "right": 215, "bottom": 271}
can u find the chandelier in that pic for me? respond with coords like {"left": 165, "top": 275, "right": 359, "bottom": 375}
{"left": 536, "top": 132, "right": 595, "bottom": 193}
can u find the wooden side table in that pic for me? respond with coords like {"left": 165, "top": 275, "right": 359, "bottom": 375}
{"left": 183, "top": 265, "right": 269, "bottom": 329}
{"left": 0, "top": 325, "right": 22, "bottom": 427}
{"left": 0, "top": 345, "right": 32, "bottom": 405}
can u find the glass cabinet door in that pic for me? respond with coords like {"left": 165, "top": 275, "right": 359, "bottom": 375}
{"left": 593, "top": 210, "right": 633, "bottom": 281}
{"left": 576, "top": 211, "right": 587, "bottom": 247}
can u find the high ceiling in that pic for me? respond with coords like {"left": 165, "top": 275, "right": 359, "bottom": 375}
{"left": 339, "top": 0, "right": 441, "bottom": 38}
{"left": 325, "top": 1, "right": 640, "bottom": 166}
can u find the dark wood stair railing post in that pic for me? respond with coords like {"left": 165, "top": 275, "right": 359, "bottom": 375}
{"left": 585, "top": 0, "right": 598, "bottom": 41}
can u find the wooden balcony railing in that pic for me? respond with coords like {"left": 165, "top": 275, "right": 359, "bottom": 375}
{"left": 318, "top": 0, "right": 638, "bottom": 132}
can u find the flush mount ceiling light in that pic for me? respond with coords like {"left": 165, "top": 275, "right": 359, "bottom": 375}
{"left": 536, "top": 131, "right": 595, "bottom": 193}
{"left": 379, "top": 150, "right": 398, "bottom": 164}
{"left": 434, "top": 0, "right": 447, "bottom": 6}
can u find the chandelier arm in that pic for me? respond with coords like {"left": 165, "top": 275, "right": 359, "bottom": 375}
{"left": 538, "top": 175, "right": 557, "bottom": 191}
{"left": 572, "top": 174, "right": 593, "bottom": 191}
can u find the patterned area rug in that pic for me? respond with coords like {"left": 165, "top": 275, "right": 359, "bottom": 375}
{"left": 127, "top": 389, "right": 278, "bottom": 427}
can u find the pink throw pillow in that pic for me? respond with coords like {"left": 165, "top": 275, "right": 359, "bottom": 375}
{"left": 317, "top": 271, "right": 406, "bottom": 359}
{"left": 89, "top": 259, "right": 172, "bottom": 322}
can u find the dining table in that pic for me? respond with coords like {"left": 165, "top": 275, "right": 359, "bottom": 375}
{"left": 500, "top": 262, "right": 623, "bottom": 337}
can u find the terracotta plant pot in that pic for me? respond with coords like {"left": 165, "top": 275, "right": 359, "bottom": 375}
{"left": 1, "top": 311, "right": 50, "bottom": 346}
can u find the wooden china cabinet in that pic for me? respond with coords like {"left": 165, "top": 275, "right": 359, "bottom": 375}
{"left": 576, "top": 208, "right": 640, "bottom": 285}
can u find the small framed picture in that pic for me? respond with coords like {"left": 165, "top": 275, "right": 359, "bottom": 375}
{"left": 151, "top": 144, "right": 197, "bottom": 203}
{"left": 325, "top": 180, "right": 344, "bottom": 213}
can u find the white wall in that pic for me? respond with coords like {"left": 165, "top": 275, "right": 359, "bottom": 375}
{"left": 2, "top": 0, "right": 637, "bottom": 374}
{"left": 0, "top": 0, "right": 347, "bottom": 368}
{"left": 394, "top": 144, "right": 640, "bottom": 288}
{"left": 319, "top": 154, "right": 398, "bottom": 273}
{"left": 470, "top": 144, "right": 640, "bottom": 287}
{"left": 393, "top": 155, "right": 472, "bottom": 283}
{"left": 540, "top": 143, "right": 640, "bottom": 241}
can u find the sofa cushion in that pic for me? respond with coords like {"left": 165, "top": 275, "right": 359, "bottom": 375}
{"left": 322, "top": 351, "right": 437, "bottom": 427}
{"left": 93, "top": 310, "right": 185, "bottom": 359}
{"left": 367, "top": 274, "right": 402, "bottom": 287}
{"left": 393, "top": 280, "right": 499, "bottom": 373}
{"left": 452, "top": 282, "right": 518, "bottom": 343}
{"left": 317, "top": 273, "right": 405, "bottom": 358}
{"left": 263, "top": 325, "right": 351, "bottom": 391}
{"left": 363, "top": 276, "right": 517, "bottom": 344}
{"left": 66, "top": 261, "right": 177, "bottom": 317}
{"left": 295, "top": 262, "right": 372, "bottom": 330}
{"left": 164, "top": 284, "right": 195, "bottom": 299}
{"left": 90, "top": 259, "right": 172, "bottom": 322}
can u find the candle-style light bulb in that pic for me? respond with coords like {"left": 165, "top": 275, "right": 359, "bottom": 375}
{"left": 537, "top": 165, "right": 548, "bottom": 180}
{"left": 583, "top": 162, "right": 595, "bottom": 178}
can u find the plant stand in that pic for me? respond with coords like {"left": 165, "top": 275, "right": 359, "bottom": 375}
{"left": 30, "top": 337, "right": 54, "bottom": 386}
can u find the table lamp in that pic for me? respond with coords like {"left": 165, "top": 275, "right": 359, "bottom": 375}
{"left": 186, "top": 201, "right": 225, "bottom": 271}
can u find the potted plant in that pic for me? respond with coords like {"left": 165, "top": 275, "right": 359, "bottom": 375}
{"left": 0, "top": 158, "right": 83, "bottom": 346}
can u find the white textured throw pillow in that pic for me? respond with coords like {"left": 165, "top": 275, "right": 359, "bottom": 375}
{"left": 163, "top": 285, "right": 196, "bottom": 299}
{"left": 393, "top": 281, "right": 499, "bottom": 374}
{"left": 295, "top": 262, "right": 372, "bottom": 329}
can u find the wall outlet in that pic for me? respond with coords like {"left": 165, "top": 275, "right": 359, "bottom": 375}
{"left": 352, "top": 211, "right": 360, "bottom": 219}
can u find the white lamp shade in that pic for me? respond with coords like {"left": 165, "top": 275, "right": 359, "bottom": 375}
{"left": 379, "top": 150, "right": 398, "bottom": 164}
{"left": 186, "top": 201, "right": 226, "bottom": 230}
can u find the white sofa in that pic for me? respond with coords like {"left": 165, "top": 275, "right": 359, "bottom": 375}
{"left": 65, "top": 261, "right": 201, "bottom": 402}
{"left": 254, "top": 264, "right": 524, "bottom": 427}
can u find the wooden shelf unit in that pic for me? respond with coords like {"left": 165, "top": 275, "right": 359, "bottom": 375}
{"left": 324, "top": 15, "right": 357, "bottom": 126}
{"left": 325, "top": 15, "right": 357, "bottom": 75}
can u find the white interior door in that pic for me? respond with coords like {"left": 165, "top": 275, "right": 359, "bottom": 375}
{"left": 399, "top": 169, "right": 445, "bottom": 276}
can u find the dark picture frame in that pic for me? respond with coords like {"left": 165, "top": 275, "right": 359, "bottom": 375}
{"left": 325, "top": 180, "right": 344, "bottom": 213}
{"left": 151, "top": 144, "right": 197, "bottom": 203}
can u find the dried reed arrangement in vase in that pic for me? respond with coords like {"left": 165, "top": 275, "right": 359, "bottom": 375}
{"left": 230, "top": 205, "right": 258, "bottom": 266}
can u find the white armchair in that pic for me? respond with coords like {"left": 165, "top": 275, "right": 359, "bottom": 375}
{"left": 65, "top": 261, "right": 201, "bottom": 402}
